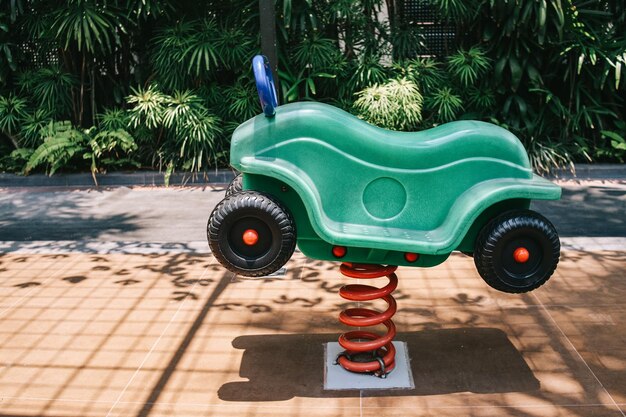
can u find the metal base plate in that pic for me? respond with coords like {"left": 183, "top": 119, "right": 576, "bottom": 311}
{"left": 324, "top": 342, "right": 415, "bottom": 390}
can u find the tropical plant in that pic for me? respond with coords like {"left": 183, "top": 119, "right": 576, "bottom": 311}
{"left": 149, "top": 21, "right": 196, "bottom": 91}
{"left": 150, "top": 17, "right": 255, "bottom": 90}
{"left": 127, "top": 84, "right": 167, "bottom": 129}
{"left": 447, "top": 46, "right": 491, "bottom": 88}
{"left": 279, "top": 66, "right": 336, "bottom": 102}
{"left": 602, "top": 127, "right": 626, "bottom": 162}
{"left": 404, "top": 57, "right": 447, "bottom": 93}
{"left": 426, "top": 86, "right": 463, "bottom": 123}
{"left": 346, "top": 54, "right": 389, "bottom": 94}
{"left": 431, "top": 0, "right": 626, "bottom": 170}
{"left": 126, "top": 85, "right": 223, "bottom": 173}
{"left": 0, "top": 12, "right": 16, "bottom": 83}
{"left": 97, "top": 108, "right": 130, "bottom": 131}
{"left": 20, "top": 108, "right": 53, "bottom": 148}
{"left": 0, "top": 148, "right": 33, "bottom": 172}
{"left": 0, "top": 94, "right": 28, "bottom": 148}
{"left": 52, "top": 0, "right": 128, "bottom": 125}
{"left": 24, "top": 119, "right": 138, "bottom": 181}
{"left": 221, "top": 77, "right": 260, "bottom": 125}
{"left": 52, "top": 0, "right": 126, "bottom": 55}
{"left": 19, "top": 66, "right": 78, "bottom": 118}
{"left": 127, "top": 0, "right": 173, "bottom": 21}
{"left": 85, "top": 127, "right": 138, "bottom": 183}
{"left": 354, "top": 77, "right": 423, "bottom": 131}
{"left": 0, "top": 0, "right": 623, "bottom": 177}
{"left": 25, "top": 121, "right": 88, "bottom": 175}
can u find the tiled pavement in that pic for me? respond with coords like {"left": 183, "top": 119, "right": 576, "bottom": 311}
{"left": 1, "top": 249, "right": 625, "bottom": 417}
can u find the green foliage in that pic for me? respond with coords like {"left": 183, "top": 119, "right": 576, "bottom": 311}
{"left": 19, "top": 66, "right": 78, "bottom": 118}
{"left": 398, "top": 47, "right": 493, "bottom": 125}
{"left": 404, "top": 58, "right": 447, "bottom": 93}
{"left": 127, "top": 0, "right": 173, "bottom": 21}
{"left": 447, "top": 47, "right": 491, "bottom": 87}
{"left": 126, "top": 85, "right": 223, "bottom": 173}
{"left": 182, "top": 19, "right": 220, "bottom": 78}
{"left": 150, "top": 18, "right": 254, "bottom": 90}
{"left": 25, "top": 120, "right": 138, "bottom": 180}
{"left": 0, "top": 12, "right": 16, "bottom": 83}
{"left": 434, "top": 0, "right": 626, "bottom": 171}
{"left": 97, "top": 108, "right": 129, "bottom": 131}
{"left": 279, "top": 66, "right": 335, "bottom": 102}
{"left": 0, "top": 94, "right": 28, "bottom": 136}
{"left": 354, "top": 77, "right": 423, "bottom": 131}
{"left": 0, "top": 0, "right": 623, "bottom": 177}
{"left": 346, "top": 55, "right": 389, "bottom": 93}
{"left": 526, "top": 139, "right": 575, "bottom": 176}
{"left": 149, "top": 21, "right": 196, "bottom": 91}
{"left": 431, "top": 0, "right": 480, "bottom": 22}
{"left": 390, "top": 24, "right": 424, "bottom": 61}
{"left": 292, "top": 34, "right": 339, "bottom": 69}
{"left": 427, "top": 87, "right": 464, "bottom": 123}
{"left": 220, "top": 77, "right": 259, "bottom": 126}
{"left": 20, "top": 108, "right": 53, "bottom": 148}
{"left": 601, "top": 125, "right": 626, "bottom": 162}
{"left": 26, "top": 121, "right": 87, "bottom": 175}
{"left": 214, "top": 22, "right": 255, "bottom": 70}
{"left": 52, "top": 0, "right": 126, "bottom": 55}
{"left": 0, "top": 147, "right": 33, "bottom": 172}
{"left": 127, "top": 84, "right": 167, "bottom": 129}
{"left": 466, "top": 86, "right": 496, "bottom": 111}
{"left": 85, "top": 128, "right": 138, "bottom": 182}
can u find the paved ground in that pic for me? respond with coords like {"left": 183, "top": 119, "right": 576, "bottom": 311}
{"left": 0, "top": 180, "right": 625, "bottom": 416}
{"left": 0, "top": 250, "right": 625, "bottom": 416}
{"left": 0, "top": 180, "right": 625, "bottom": 244}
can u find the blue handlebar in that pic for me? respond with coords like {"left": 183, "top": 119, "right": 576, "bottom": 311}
{"left": 252, "top": 55, "right": 278, "bottom": 117}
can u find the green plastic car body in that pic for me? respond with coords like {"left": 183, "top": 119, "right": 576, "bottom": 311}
{"left": 208, "top": 55, "right": 561, "bottom": 294}
{"left": 230, "top": 101, "right": 560, "bottom": 268}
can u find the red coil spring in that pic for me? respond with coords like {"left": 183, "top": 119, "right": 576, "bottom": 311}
{"left": 336, "top": 263, "right": 398, "bottom": 376}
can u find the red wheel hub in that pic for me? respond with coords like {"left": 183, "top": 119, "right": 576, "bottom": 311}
{"left": 513, "top": 247, "right": 530, "bottom": 263}
{"left": 242, "top": 229, "right": 259, "bottom": 246}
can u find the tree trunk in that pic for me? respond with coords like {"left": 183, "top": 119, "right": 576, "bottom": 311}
{"left": 91, "top": 65, "right": 96, "bottom": 127}
{"left": 4, "top": 132, "right": 20, "bottom": 149}
{"left": 79, "top": 52, "right": 86, "bottom": 127}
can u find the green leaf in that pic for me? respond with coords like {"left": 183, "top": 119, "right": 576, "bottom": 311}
{"left": 602, "top": 130, "right": 625, "bottom": 143}
{"left": 508, "top": 57, "right": 522, "bottom": 90}
{"left": 577, "top": 54, "right": 585, "bottom": 75}
{"left": 283, "top": 0, "right": 291, "bottom": 28}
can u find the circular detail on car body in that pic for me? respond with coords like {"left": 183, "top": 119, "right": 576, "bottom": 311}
{"left": 362, "top": 178, "right": 407, "bottom": 219}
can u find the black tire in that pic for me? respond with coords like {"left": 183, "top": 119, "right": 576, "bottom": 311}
{"left": 208, "top": 191, "right": 296, "bottom": 277}
{"left": 225, "top": 174, "right": 243, "bottom": 197}
{"left": 474, "top": 210, "right": 560, "bottom": 293}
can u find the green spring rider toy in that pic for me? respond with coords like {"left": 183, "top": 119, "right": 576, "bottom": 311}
{"left": 208, "top": 55, "right": 561, "bottom": 378}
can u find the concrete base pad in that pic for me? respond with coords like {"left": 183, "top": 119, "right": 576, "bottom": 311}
{"left": 324, "top": 342, "right": 414, "bottom": 390}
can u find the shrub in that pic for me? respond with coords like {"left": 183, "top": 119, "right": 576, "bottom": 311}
{"left": 354, "top": 77, "right": 423, "bottom": 131}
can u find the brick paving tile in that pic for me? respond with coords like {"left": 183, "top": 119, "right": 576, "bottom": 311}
{"left": 0, "top": 251, "right": 624, "bottom": 417}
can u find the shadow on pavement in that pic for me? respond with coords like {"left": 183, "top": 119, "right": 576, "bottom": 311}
{"left": 533, "top": 183, "right": 626, "bottom": 237}
{"left": 218, "top": 329, "right": 540, "bottom": 401}
{"left": 0, "top": 190, "right": 140, "bottom": 241}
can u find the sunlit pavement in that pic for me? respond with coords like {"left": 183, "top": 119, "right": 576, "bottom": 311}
{"left": 0, "top": 181, "right": 625, "bottom": 417}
